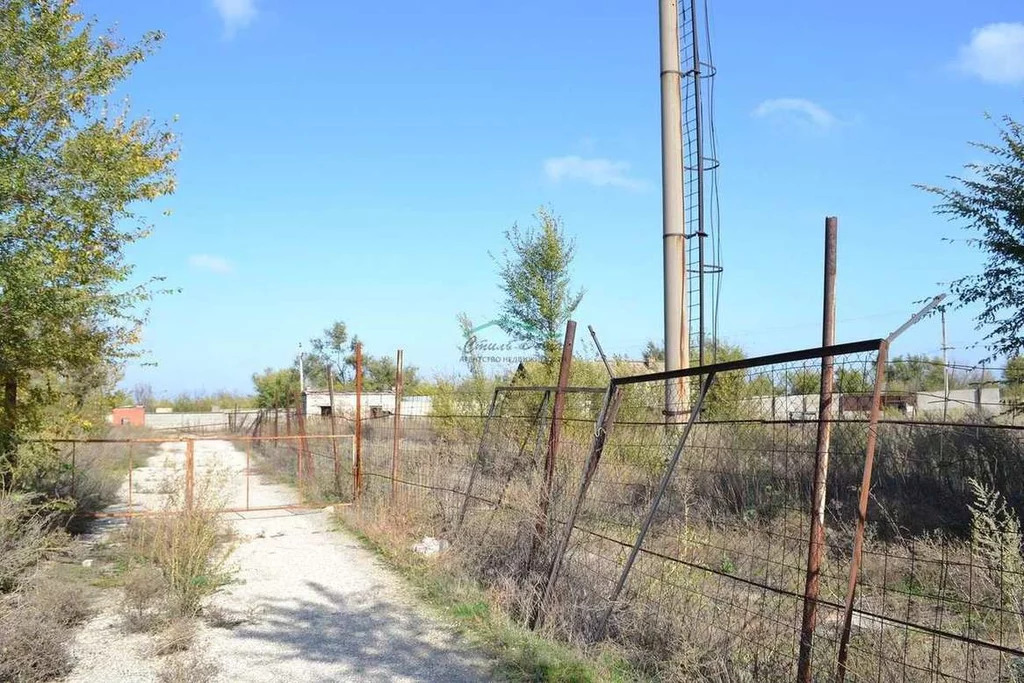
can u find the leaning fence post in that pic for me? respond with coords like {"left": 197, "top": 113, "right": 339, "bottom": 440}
{"left": 454, "top": 389, "right": 501, "bottom": 533}
{"left": 836, "top": 340, "right": 889, "bottom": 681}
{"left": 533, "top": 383, "right": 623, "bottom": 630}
{"left": 598, "top": 372, "right": 716, "bottom": 639}
{"left": 798, "top": 216, "right": 838, "bottom": 683}
{"left": 390, "top": 349, "right": 404, "bottom": 504}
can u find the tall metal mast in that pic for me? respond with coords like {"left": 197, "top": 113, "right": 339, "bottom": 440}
{"left": 681, "top": 0, "right": 722, "bottom": 365}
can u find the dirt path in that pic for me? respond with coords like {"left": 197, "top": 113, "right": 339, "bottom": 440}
{"left": 68, "top": 439, "right": 491, "bottom": 682}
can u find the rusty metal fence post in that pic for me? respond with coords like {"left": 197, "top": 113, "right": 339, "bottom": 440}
{"left": 798, "top": 216, "right": 838, "bottom": 682}
{"left": 184, "top": 438, "right": 195, "bottom": 510}
{"left": 390, "top": 349, "right": 403, "bottom": 504}
{"left": 354, "top": 343, "right": 363, "bottom": 502}
{"left": 537, "top": 321, "right": 576, "bottom": 540}
{"left": 597, "top": 371, "right": 717, "bottom": 639}
{"left": 836, "top": 340, "right": 889, "bottom": 681}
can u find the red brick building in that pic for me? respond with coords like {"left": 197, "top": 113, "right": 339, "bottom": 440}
{"left": 111, "top": 406, "right": 145, "bottom": 427}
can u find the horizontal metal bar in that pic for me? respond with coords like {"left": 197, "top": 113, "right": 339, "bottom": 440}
{"left": 33, "top": 434, "right": 356, "bottom": 444}
{"left": 82, "top": 502, "right": 342, "bottom": 518}
{"left": 612, "top": 339, "right": 884, "bottom": 387}
{"left": 497, "top": 385, "right": 606, "bottom": 394}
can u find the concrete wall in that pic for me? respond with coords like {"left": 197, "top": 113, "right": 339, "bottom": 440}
{"left": 304, "top": 391, "right": 433, "bottom": 417}
{"left": 915, "top": 388, "right": 1001, "bottom": 416}
{"left": 144, "top": 411, "right": 239, "bottom": 430}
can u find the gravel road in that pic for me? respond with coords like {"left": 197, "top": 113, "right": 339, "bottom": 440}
{"left": 68, "top": 439, "right": 491, "bottom": 682}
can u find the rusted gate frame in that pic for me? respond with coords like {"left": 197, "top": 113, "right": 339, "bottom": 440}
{"left": 596, "top": 370, "right": 717, "bottom": 639}
{"left": 62, "top": 434, "right": 352, "bottom": 518}
{"left": 522, "top": 338, "right": 885, "bottom": 641}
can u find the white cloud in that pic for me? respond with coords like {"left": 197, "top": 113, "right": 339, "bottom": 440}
{"left": 956, "top": 22, "right": 1024, "bottom": 85}
{"left": 752, "top": 98, "right": 837, "bottom": 130}
{"left": 188, "top": 254, "right": 234, "bottom": 274}
{"left": 543, "top": 156, "right": 645, "bottom": 190}
{"left": 212, "top": 0, "right": 257, "bottom": 36}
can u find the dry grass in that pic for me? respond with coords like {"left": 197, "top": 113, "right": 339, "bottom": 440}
{"left": 122, "top": 564, "right": 171, "bottom": 631}
{"left": 157, "top": 652, "right": 218, "bottom": 683}
{"left": 0, "top": 492, "right": 68, "bottom": 592}
{"left": 122, "top": 509, "right": 233, "bottom": 618}
{"left": 0, "top": 575, "right": 94, "bottom": 683}
{"left": 336, "top": 405, "right": 1024, "bottom": 682}
{"left": 152, "top": 617, "right": 198, "bottom": 656}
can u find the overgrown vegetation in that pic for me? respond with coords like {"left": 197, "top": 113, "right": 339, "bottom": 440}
{"left": 341, "top": 363, "right": 1024, "bottom": 681}
{"left": 339, "top": 513, "right": 637, "bottom": 682}
{"left": 0, "top": 2, "right": 179, "bottom": 671}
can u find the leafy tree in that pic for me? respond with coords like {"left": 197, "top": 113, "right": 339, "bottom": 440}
{"left": 1007, "top": 356, "right": 1024, "bottom": 402}
{"left": 252, "top": 368, "right": 300, "bottom": 410}
{"left": 495, "top": 208, "right": 584, "bottom": 363}
{"left": 344, "top": 335, "right": 361, "bottom": 380}
{"left": 1006, "top": 356, "right": 1024, "bottom": 387}
{"left": 303, "top": 320, "right": 349, "bottom": 387}
{"left": 920, "top": 114, "right": 1024, "bottom": 359}
{"left": 788, "top": 370, "right": 821, "bottom": 395}
{"left": 0, "top": 0, "right": 177, "bottom": 478}
{"left": 363, "top": 355, "right": 420, "bottom": 392}
{"left": 457, "top": 313, "right": 483, "bottom": 378}
{"left": 837, "top": 368, "right": 872, "bottom": 394}
{"left": 642, "top": 340, "right": 665, "bottom": 368}
{"left": 887, "top": 354, "right": 947, "bottom": 392}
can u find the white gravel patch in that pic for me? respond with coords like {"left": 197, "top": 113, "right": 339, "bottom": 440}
{"left": 68, "top": 439, "right": 491, "bottom": 682}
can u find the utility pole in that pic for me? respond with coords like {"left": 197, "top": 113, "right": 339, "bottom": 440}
{"left": 298, "top": 342, "right": 306, "bottom": 400}
{"left": 661, "top": 0, "right": 689, "bottom": 421}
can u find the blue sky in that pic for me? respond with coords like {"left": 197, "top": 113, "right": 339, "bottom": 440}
{"left": 81, "top": 1, "right": 1024, "bottom": 396}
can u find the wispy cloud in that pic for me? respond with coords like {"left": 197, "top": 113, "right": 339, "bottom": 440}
{"left": 543, "top": 156, "right": 645, "bottom": 190}
{"left": 212, "top": 0, "right": 257, "bottom": 37}
{"left": 956, "top": 22, "right": 1024, "bottom": 85}
{"left": 188, "top": 254, "right": 234, "bottom": 275}
{"left": 752, "top": 98, "right": 838, "bottom": 130}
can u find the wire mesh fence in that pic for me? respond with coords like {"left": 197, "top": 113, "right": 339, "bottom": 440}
{"left": 325, "top": 339, "right": 1024, "bottom": 681}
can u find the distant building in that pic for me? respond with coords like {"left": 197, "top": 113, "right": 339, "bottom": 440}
{"left": 303, "top": 390, "right": 433, "bottom": 418}
{"left": 111, "top": 406, "right": 145, "bottom": 427}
